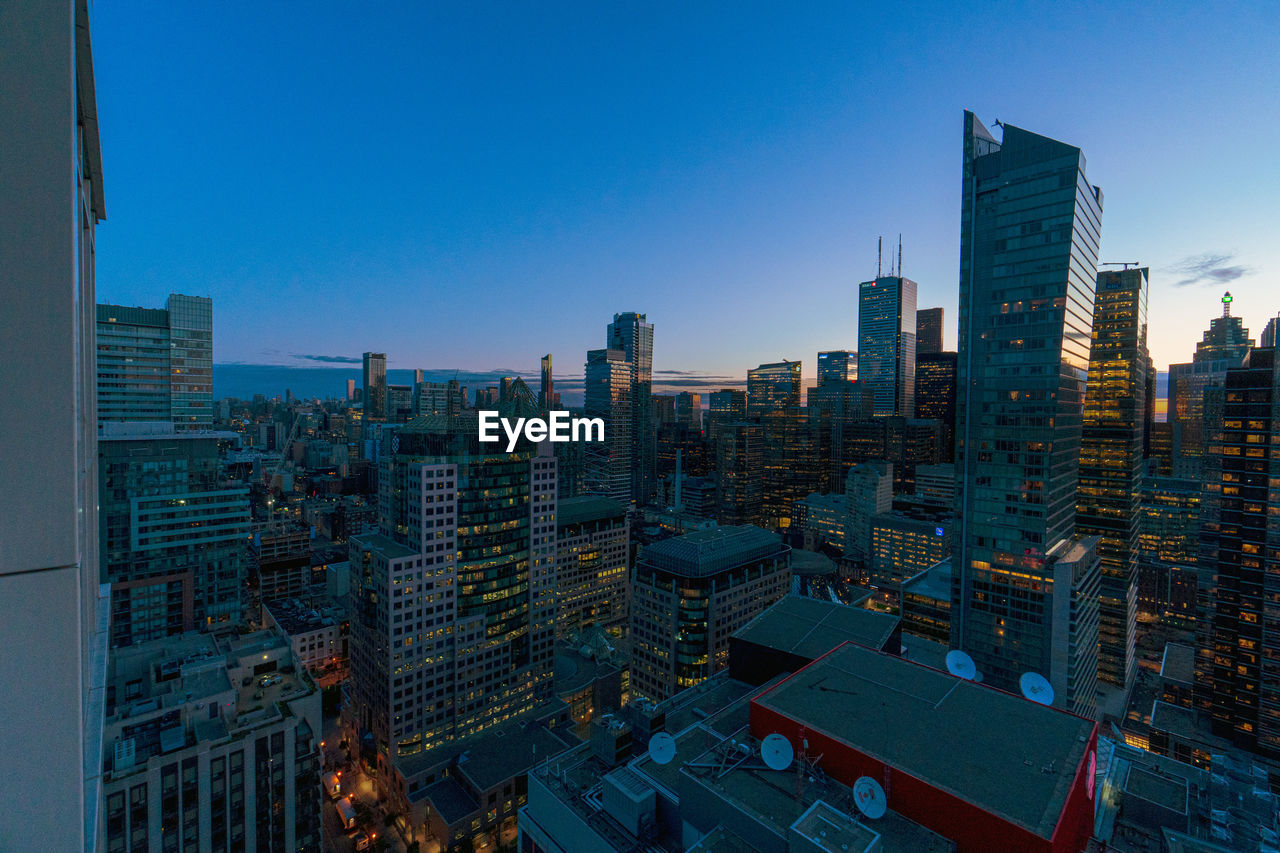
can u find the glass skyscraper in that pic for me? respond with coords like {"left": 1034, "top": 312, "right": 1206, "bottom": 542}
{"left": 954, "top": 111, "right": 1103, "bottom": 716}
{"left": 817, "top": 350, "right": 856, "bottom": 384}
{"left": 1167, "top": 295, "right": 1252, "bottom": 465}
{"left": 97, "top": 293, "right": 213, "bottom": 429}
{"left": 584, "top": 348, "right": 633, "bottom": 502}
{"left": 363, "top": 351, "right": 387, "bottom": 421}
{"left": 746, "top": 360, "right": 801, "bottom": 415}
{"left": 607, "top": 312, "right": 655, "bottom": 503}
{"left": 858, "top": 276, "right": 917, "bottom": 417}
{"left": 917, "top": 306, "right": 944, "bottom": 355}
{"left": 1076, "top": 267, "right": 1149, "bottom": 690}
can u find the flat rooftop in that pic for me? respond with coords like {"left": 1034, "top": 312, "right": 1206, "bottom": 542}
{"left": 557, "top": 495, "right": 627, "bottom": 529}
{"left": 1160, "top": 642, "right": 1196, "bottom": 686}
{"left": 733, "top": 594, "right": 899, "bottom": 657}
{"left": 351, "top": 530, "right": 418, "bottom": 560}
{"left": 902, "top": 558, "right": 952, "bottom": 603}
{"left": 639, "top": 525, "right": 788, "bottom": 577}
{"left": 752, "top": 642, "right": 1095, "bottom": 840}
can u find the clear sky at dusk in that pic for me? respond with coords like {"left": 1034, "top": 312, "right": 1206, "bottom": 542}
{"left": 91, "top": 2, "right": 1279, "bottom": 396}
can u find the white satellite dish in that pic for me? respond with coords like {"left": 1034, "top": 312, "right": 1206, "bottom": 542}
{"left": 945, "top": 650, "right": 977, "bottom": 680}
{"left": 852, "top": 776, "right": 887, "bottom": 819}
{"left": 761, "top": 733, "right": 794, "bottom": 771}
{"left": 647, "top": 732, "right": 677, "bottom": 765}
{"left": 1020, "top": 672, "right": 1054, "bottom": 706}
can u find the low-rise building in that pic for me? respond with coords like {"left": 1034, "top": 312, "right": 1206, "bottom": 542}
{"left": 101, "top": 630, "right": 321, "bottom": 853}
{"left": 262, "top": 596, "right": 349, "bottom": 685}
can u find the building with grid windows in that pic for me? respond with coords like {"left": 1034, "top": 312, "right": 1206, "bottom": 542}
{"left": 917, "top": 306, "right": 944, "bottom": 355}
{"left": 99, "top": 630, "right": 321, "bottom": 853}
{"left": 346, "top": 415, "right": 558, "bottom": 797}
{"left": 630, "top": 526, "right": 790, "bottom": 700}
{"left": 97, "top": 294, "right": 213, "bottom": 429}
{"left": 584, "top": 348, "right": 633, "bottom": 502}
{"left": 1076, "top": 267, "right": 1149, "bottom": 690}
{"left": 746, "top": 361, "right": 801, "bottom": 416}
{"left": 953, "top": 112, "right": 1103, "bottom": 716}
{"left": 554, "top": 496, "right": 629, "bottom": 637}
{"left": 858, "top": 276, "right": 917, "bottom": 417}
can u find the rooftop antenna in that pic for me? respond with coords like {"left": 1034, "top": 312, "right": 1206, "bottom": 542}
{"left": 898, "top": 234, "right": 903, "bottom": 278}
{"left": 1100, "top": 262, "right": 1141, "bottom": 270}
{"left": 1222, "top": 291, "right": 1233, "bottom": 318}
{"left": 877, "top": 236, "right": 882, "bottom": 278}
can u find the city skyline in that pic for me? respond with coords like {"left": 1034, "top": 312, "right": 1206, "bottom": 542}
{"left": 89, "top": 4, "right": 1278, "bottom": 383}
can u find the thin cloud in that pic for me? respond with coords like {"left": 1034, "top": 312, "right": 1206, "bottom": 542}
{"left": 1166, "top": 252, "right": 1253, "bottom": 288}
{"left": 292, "top": 353, "right": 362, "bottom": 364}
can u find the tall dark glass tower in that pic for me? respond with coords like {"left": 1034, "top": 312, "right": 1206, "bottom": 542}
{"left": 917, "top": 307, "right": 944, "bottom": 355}
{"left": 607, "top": 312, "right": 655, "bottom": 503}
{"left": 1208, "top": 347, "right": 1280, "bottom": 757}
{"left": 363, "top": 351, "right": 388, "bottom": 422}
{"left": 954, "top": 112, "right": 1103, "bottom": 716}
{"left": 584, "top": 348, "right": 633, "bottom": 502}
{"left": 1167, "top": 294, "right": 1253, "bottom": 466}
{"left": 858, "top": 276, "right": 917, "bottom": 416}
{"left": 539, "top": 352, "right": 554, "bottom": 410}
{"left": 914, "top": 351, "right": 957, "bottom": 463}
{"left": 1076, "top": 267, "right": 1149, "bottom": 691}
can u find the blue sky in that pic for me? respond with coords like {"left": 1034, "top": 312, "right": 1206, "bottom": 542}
{"left": 92, "top": 2, "right": 1279, "bottom": 392}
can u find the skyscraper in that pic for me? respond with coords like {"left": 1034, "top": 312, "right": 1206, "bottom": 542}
{"left": 1167, "top": 294, "right": 1252, "bottom": 465}
{"left": 1076, "top": 267, "right": 1149, "bottom": 690}
{"left": 539, "top": 352, "right": 554, "bottom": 410}
{"left": 953, "top": 112, "right": 1103, "bottom": 716}
{"left": 917, "top": 307, "right": 945, "bottom": 354}
{"left": 675, "top": 391, "right": 702, "bottom": 431}
{"left": 97, "top": 293, "right": 214, "bottom": 429}
{"left": 362, "top": 351, "right": 387, "bottom": 422}
{"left": 584, "top": 348, "right": 633, "bottom": 502}
{"left": 914, "top": 351, "right": 958, "bottom": 463}
{"left": 1, "top": 3, "right": 109, "bottom": 846}
{"left": 746, "top": 360, "right": 801, "bottom": 415}
{"left": 1207, "top": 346, "right": 1280, "bottom": 756}
{"left": 347, "top": 417, "right": 557, "bottom": 790}
{"left": 607, "top": 312, "right": 655, "bottom": 503}
{"left": 817, "top": 350, "right": 856, "bottom": 384}
{"left": 858, "top": 276, "right": 917, "bottom": 416}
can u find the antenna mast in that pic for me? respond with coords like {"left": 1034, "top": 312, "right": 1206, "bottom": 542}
{"left": 877, "top": 236, "right": 882, "bottom": 278}
{"left": 898, "top": 234, "right": 903, "bottom": 278}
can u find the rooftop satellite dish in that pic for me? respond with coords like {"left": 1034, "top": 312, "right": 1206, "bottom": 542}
{"left": 1020, "top": 672, "right": 1054, "bottom": 706}
{"left": 945, "top": 650, "right": 977, "bottom": 680}
{"left": 852, "top": 776, "right": 887, "bottom": 820}
{"left": 647, "top": 732, "right": 677, "bottom": 766}
{"left": 761, "top": 734, "right": 794, "bottom": 771}
{"left": 974, "top": 671, "right": 984, "bottom": 683}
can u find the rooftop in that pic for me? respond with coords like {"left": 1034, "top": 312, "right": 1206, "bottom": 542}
{"left": 751, "top": 642, "right": 1095, "bottom": 839}
{"left": 263, "top": 597, "right": 343, "bottom": 636}
{"left": 639, "top": 525, "right": 789, "bottom": 577}
{"left": 1160, "top": 642, "right": 1196, "bottom": 686}
{"left": 733, "top": 594, "right": 899, "bottom": 658}
{"left": 351, "top": 530, "right": 418, "bottom": 560}
{"left": 902, "top": 558, "right": 952, "bottom": 603}
{"left": 557, "top": 495, "right": 627, "bottom": 529}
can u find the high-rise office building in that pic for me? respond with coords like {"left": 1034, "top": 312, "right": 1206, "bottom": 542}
{"left": 1076, "top": 268, "right": 1149, "bottom": 690}
{"left": 554, "top": 497, "right": 630, "bottom": 637}
{"left": 858, "top": 276, "right": 917, "bottom": 416}
{"left": 1207, "top": 346, "right": 1280, "bottom": 757}
{"left": 2, "top": 4, "right": 109, "bottom": 846}
{"left": 584, "top": 348, "right": 633, "bottom": 502}
{"left": 97, "top": 294, "right": 213, "bottom": 429}
{"left": 917, "top": 307, "right": 944, "bottom": 354}
{"left": 347, "top": 378, "right": 357, "bottom": 401}
{"left": 843, "top": 461, "right": 893, "bottom": 568}
{"left": 706, "top": 388, "right": 746, "bottom": 444}
{"left": 816, "top": 350, "right": 856, "bottom": 384}
{"left": 953, "top": 112, "right": 1103, "bottom": 716}
{"left": 715, "top": 421, "right": 764, "bottom": 527}
{"left": 539, "top": 353, "right": 555, "bottom": 410}
{"left": 1262, "top": 316, "right": 1280, "bottom": 348}
{"left": 607, "top": 312, "right": 656, "bottom": 503}
{"left": 746, "top": 360, "right": 801, "bottom": 415}
{"left": 1167, "top": 294, "right": 1252, "bottom": 465}
{"left": 99, "top": 424, "right": 251, "bottom": 648}
{"left": 362, "top": 351, "right": 387, "bottom": 422}
{"left": 630, "top": 526, "right": 791, "bottom": 700}
{"left": 347, "top": 417, "right": 557, "bottom": 792}
{"left": 915, "top": 351, "right": 958, "bottom": 462}
{"left": 675, "top": 391, "right": 702, "bottom": 431}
